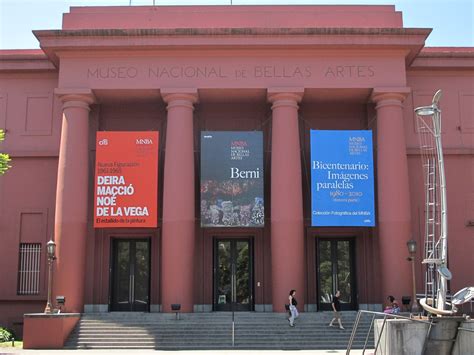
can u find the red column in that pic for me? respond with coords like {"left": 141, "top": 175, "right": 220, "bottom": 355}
{"left": 53, "top": 89, "right": 95, "bottom": 313}
{"left": 268, "top": 90, "right": 305, "bottom": 312}
{"left": 372, "top": 88, "right": 412, "bottom": 303}
{"left": 161, "top": 90, "right": 198, "bottom": 313}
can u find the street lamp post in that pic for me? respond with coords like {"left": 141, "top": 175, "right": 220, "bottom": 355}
{"left": 44, "top": 240, "right": 56, "bottom": 314}
{"left": 407, "top": 239, "right": 419, "bottom": 313}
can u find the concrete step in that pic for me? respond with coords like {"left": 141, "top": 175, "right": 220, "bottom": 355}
{"left": 65, "top": 312, "right": 376, "bottom": 350}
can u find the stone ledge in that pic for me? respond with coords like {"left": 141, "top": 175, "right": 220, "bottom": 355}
{"left": 24, "top": 313, "right": 80, "bottom": 318}
{"left": 23, "top": 313, "right": 80, "bottom": 349}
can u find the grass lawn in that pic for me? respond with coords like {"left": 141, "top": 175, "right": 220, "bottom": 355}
{"left": 0, "top": 341, "right": 23, "bottom": 348}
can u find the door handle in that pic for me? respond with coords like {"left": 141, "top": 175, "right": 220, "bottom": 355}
{"left": 129, "top": 275, "right": 133, "bottom": 303}
{"left": 234, "top": 274, "right": 237, "bottom": 303}
{"left": 131, "top": 274, "right": 135, "bottom": 303}
{"left": 232, "top": 263, "right": 237, "bottom": 303}
{"left": 230, "top": 266, "right": 234, "bottom": 303}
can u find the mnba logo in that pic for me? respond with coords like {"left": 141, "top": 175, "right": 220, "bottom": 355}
{"left": 136, "top": 138, "right": 153, "bottom": 145}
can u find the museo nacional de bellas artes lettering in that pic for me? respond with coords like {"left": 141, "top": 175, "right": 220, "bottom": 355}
{"left": 200, "top": 131, "right": 264, "bottom": 227}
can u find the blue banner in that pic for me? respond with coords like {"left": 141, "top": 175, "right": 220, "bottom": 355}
{"left": 310, "top": 130, "right": 375, "bottom": 227}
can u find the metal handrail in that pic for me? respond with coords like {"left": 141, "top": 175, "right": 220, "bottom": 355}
{"left": 362, "top": 314, "right": 376, "bottom": 352}
{"left": 346, "top": 310, "right": 362, "bottom": 351}
{"left": 457, "top": 326, "right": 474, "bottom": 333}
{"left": 346, "top": 310, "right": 435, "bottom": 355}
{"left": 232, "top": 310, "right": 235, "bottom": 347}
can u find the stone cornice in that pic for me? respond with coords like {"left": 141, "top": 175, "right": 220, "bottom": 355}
{"left": 0, "top": 50, "right": 56, "bottom": 72}
{"left": 409, "top": 47, "right": 474, "bottom": 69}
{"left": 34, "top": 27, "right": 432, "bottom": 37}
{"left": 419, "top": 47, "right": 474, "bottom": 57}
{"left": 34, "top": 27, "right": 431, "bottom": 66}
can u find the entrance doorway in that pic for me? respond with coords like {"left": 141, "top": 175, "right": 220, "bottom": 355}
{"left": 317, "top": 238, "right": 356, "bottom": 310}
{"left": 110, "top": 239, "right": 150, "bottom": 312}
{"left": 214, "top": 239, "right": 253, "bottom": 311}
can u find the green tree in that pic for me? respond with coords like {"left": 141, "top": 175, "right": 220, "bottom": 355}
{"left": 0, "top": 129, "right": 11, "bottom": 175}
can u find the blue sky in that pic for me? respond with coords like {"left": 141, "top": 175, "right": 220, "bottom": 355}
{"left": 0, "top": 0, "right": 473, "bottom": 49}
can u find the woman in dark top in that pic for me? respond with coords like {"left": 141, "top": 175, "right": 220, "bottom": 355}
{"left": 288, "top": 289, "right": 299, "bottom": 327}
{"left": 328, "top": 290, "right": 345, "bottom": 329}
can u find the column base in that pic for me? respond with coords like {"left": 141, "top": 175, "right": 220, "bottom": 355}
{"left": 83, "top": 304, "right": 108, "bottom": 313}
{"left": 359, "top": 303, "right": 383, "bottom": 312}
{"left": 150, "top": 304, "right": 162, "bottom": 313}
{"left": 255, "top": 304, "right": 274, "bottom": 312}
{"left": 193, "top": 304, "right": 212, "bottom": 312}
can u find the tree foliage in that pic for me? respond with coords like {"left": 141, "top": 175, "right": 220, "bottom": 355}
{"left": 0, "top": 327, "right": 15, "bottom": 342}
{"left": 0, "top": 129, "right": 11, "bottom": 175}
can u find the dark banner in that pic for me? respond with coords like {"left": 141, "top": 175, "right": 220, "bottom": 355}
{"left": 201, "top": 131, "right": 264, "bottom": 227}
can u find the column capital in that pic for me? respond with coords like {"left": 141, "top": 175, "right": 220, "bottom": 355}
{"left": 371, "top": 87, "right": 411, "bottom": 109}
{"left": 161, "top": 88, "right": 199, "bottom": 111}
{"left": 267, "top": 88, "right": 304, "bottom": 110}
{"left": 54, "top": 88, "right": 96, "bottom": 111}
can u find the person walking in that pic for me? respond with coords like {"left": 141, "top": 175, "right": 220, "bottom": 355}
{"left": 328, "top": 290, "right": 345, "bottom": 330}
{"left": 288, "top": 289, "right": 298, "bottom": 327}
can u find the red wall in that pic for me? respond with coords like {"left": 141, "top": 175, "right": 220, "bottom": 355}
{"left": 0, "top": 72, "right": 60, "bottom": 335}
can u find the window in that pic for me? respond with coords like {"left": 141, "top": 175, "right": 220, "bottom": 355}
{"left": 17, "top": 243, "right": 41, "bottom": 295}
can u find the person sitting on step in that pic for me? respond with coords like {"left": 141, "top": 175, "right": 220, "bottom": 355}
{"left": 384, "top": 295, "right": 401, "bottom": 314}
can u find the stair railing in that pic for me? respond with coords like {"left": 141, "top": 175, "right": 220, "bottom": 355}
{"left": 346, "top": 310, "right": 435, "bottom": 355}
{"left": 232, "top": 311, "right": 235, "bottom": 347}
{"left": 457, "top": 326, "right": 474, "bottom": 333}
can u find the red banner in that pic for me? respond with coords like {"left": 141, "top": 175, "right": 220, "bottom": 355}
{"left": 94, "top": 131, "right": 159, "bottom": 228}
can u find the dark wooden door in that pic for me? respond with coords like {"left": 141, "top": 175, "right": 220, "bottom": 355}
{"left": 111, "top": 239, "right": 150, "bottom": 312}
{"left": 317, "top": 238, "right": 357, "bottom": 311}
{"left": 214, "top": 239, "right": 253, "bottom": 311}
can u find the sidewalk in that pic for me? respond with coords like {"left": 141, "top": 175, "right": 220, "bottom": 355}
{"left": 0, "top": 350, "right": 375, "bottom": 355}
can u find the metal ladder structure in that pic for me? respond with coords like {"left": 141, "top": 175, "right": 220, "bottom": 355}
{"left": 421, "top": 153, "right": 439, "bottom": 304}
{"left": 414, "top": 90, "right": 454, "bottom": 316}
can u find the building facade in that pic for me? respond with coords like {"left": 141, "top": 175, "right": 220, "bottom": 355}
{"left": 0, "top": 5, "right": 473, "bottom": 337}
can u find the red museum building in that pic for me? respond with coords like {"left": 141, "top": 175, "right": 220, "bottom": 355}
{"left": 0, "top": 4, "right": 473, "bottom": 342}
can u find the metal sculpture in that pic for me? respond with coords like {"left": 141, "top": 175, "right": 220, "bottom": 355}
{"left": 414, "top": 90, "right": 472, "bottom": 315}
